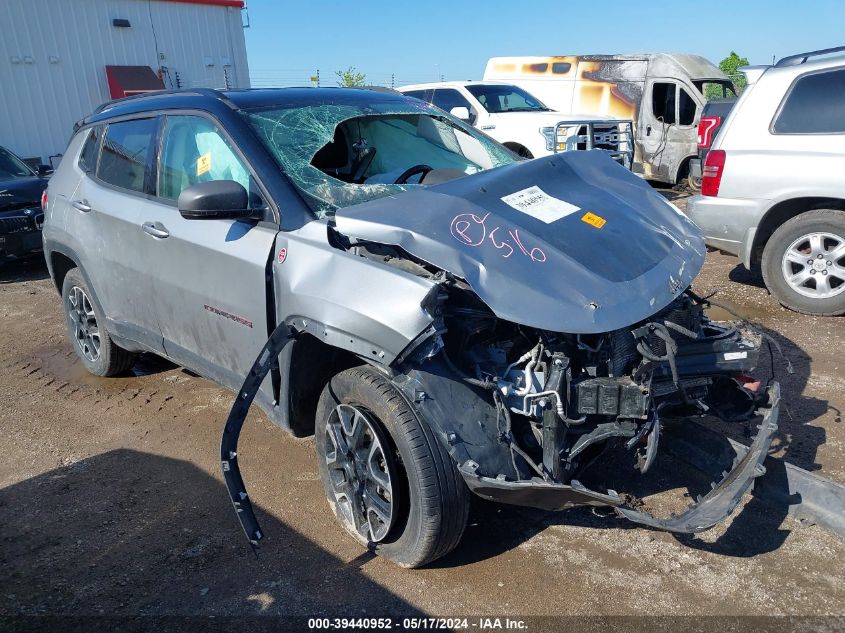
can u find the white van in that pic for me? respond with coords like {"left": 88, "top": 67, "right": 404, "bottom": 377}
{"left": 484, "top": 54, "right": 736, "bottom": 185}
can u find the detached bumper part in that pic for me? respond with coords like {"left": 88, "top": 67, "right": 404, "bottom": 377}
{"left": 460, "top": 384, "right": 780, "bottom": 534}
{"left": 221, "top": 323, "right": 294, "bottom": 548}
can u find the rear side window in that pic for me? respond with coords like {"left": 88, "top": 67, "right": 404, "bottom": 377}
{"left": 773, "top": 68, "right": 845, "bottom": 134}
{"left": 97, "top": 118, "right": 158, "bottom": 194}
{"left": 78, "top": 126, "right": 102, "bottom": 173}
{"left": 403, "top": 89, "right": 434, "bottom": 103}
{"left": 652, "top": 82, "right": 676, "bottom": 124}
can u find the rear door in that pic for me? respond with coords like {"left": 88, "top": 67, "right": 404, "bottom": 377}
{"left": 70, "top": 117, "right": 165, "bottom": 352}
{"left": 138, "top": 113, "right": 278, "bottom": 387}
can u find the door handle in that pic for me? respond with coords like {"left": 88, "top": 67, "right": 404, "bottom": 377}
{"left": 142, "top": 221, "right": 170, "bottom": 239}
{"left": 71, "top": 199, "right": 91, "bottom": 212}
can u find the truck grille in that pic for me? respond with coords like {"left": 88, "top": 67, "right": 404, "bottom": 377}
{"left": 0, "top": 216, "right": 32, "bottom": 234}
{"left": 554, "top": 120, "right": 634, "bottom": 170}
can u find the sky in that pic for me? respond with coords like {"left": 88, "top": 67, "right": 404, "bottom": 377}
{"left": 243, "top": 0, "right": 845, "bottom": 88}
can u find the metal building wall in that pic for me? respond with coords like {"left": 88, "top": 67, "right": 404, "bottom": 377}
{"left": 0, "top": 0, "right": 250, "bottom": 163}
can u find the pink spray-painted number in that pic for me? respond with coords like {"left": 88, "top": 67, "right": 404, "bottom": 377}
{"left": 450, "top": 213, "right": 546, "bottom": 263}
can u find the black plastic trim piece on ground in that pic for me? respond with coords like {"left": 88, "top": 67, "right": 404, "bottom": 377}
{"left": 220, "top": 323, "right": 294, "bottom": 548}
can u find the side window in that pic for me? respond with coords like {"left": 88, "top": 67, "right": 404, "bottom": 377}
{"left": 78, "top": 126, "right": 102, "bottom": 173}
{"left": 431, "top": 89, "right": 472, "bottom": 114}
{"left": 774, "top": 68, "right": 845, "bottom": 134}
{"left": 157, "top": 115, "right": 250, "bottom": 201}
{"left": 97, "top": 118, "right": 158, "bottom": 194}
{"left": 678, "top": 87, "right": 697, "bottom": 126}
{"left": 652, "top": 82, "right": 677, "bottom": 124}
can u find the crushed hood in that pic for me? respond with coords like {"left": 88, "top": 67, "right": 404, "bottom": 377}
{"left": 334, "top": 151, "right": 705, "bottom": 333}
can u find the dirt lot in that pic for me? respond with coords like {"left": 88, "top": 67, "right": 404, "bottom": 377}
{"left": 1, "top": 196, "right": 844, "bottom": 623}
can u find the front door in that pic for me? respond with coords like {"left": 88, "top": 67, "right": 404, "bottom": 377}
{"left": 640, "top": 80, "right": 701, "bottom": 182}
{"left": 138, "top": 113, "right": 278, "bottom": 388}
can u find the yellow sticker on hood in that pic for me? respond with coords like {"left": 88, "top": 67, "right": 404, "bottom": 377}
{"left": 197, "top": 152, "right": 212, "bottom": 177}
{"left": 581, "top": 212, "right": 606, "bottom": 229}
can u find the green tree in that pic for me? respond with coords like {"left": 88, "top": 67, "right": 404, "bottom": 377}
{"left": 335, "top": 66, "right": 366, "bottom": 87}
{"left": 716, "top": 51, "right": 750, "bottom": 96}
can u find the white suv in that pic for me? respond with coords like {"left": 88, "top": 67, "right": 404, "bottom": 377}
{"left": 686, "top": 47, "right": 845, "bottom": 316}
{"left": 399, "top": 81, "right": 633, "bottom": 167}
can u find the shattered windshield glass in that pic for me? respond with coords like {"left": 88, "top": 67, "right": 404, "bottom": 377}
{"left": 244, "top": 98, "right": 514, "bottom": 217}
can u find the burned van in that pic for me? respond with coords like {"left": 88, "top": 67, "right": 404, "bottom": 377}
{"left": 484, "top": 54, "right": 737, "bottom": 185}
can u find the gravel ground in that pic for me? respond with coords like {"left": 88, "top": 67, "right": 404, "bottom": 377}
{"left": 1, "top": 198, "right": 844, "bottom": 622}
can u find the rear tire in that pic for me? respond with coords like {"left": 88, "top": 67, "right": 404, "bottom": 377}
{"left": 62, "top": 268, "right": 136, "bottom": 376}
{"left": 315, "top": 366, "right": 470, "bottom": 568}
{"left": 761, "top": 209, "right": 845, "bottom": 316}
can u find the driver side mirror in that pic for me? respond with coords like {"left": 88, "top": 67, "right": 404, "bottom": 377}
{"left": 178, "top": 180, "right": 254, "bottom": 220}
{"left": 449, "top": 106, "right": 471, "bottom": 122}
{"left": 36, "top": 164, "right": 53, "bottom": 176}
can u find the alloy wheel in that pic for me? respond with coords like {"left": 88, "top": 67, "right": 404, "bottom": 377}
{"left": 68, "top": 286, "right": 100, "bottom": 362}
{"left": 781, "top": 231, "right": 845, "bottom": 299}
{"left": 324, "top": 403, "right": 398, "bottom": 542}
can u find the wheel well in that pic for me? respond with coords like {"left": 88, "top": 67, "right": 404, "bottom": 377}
{"left": 50, "top": 252, "right": 77, "bottom": 295}
{"left": 503, "top": 142, "right": 533, "bottom": 159}
{"left": 751, "top": 197, "right": 845, "bottom": 269}
{"left": 286, "top": 333, "right": 365, "bottom": 437}
{"left": 675, "top": 155, "right": 695, "bottom": 184}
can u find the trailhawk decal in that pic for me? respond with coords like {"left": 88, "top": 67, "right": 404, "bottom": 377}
{"left": 500, "top": 185, "right": 580, "bottom": 224}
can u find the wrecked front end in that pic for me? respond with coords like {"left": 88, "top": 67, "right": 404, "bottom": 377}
{"left": 222, "top": 128, "right": 779, "bottom": 547}
{"left": 329, "top": 153, "right": 780, "bottom": 534}
{"left": 394, "top": 290, "right": 779, "bottom": 533}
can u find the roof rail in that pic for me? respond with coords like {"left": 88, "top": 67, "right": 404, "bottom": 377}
{"left": 775, "top": 45, "right": 845, "bottom": 67}
{"left": 92, "top": 88, "right": 235, "bottom": 116}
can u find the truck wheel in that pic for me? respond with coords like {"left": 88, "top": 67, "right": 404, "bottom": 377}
{"left": 62, "top": 268, "right": 136, "bottom": 376}
{"left": 315, "top": 366, "right": 470, "bottom": 568}
{"left": 687, "top": 172, "right": 702, "bottom": 191}
{"left": 761, "top": 209, "right": 845, "bottom": 316}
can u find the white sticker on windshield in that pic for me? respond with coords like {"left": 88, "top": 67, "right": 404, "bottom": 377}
{"left": 500, "top": 186, "right": 580, "bottom": 224}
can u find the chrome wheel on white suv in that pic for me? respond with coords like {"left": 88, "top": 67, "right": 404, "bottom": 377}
{"left": 781, "top": 232, "right": 845, "bottom": 299}
{"left": 762, "top": 209, "right": 845, "bottom": 316}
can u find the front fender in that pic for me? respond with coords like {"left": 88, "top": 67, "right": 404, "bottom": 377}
{"left": 272, "top": 221, "right": 438, "bottom": 364}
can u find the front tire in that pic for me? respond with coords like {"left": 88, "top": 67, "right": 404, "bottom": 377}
{"left": 761, "top": 209, "right": 845, "bottom": 316}
{"left": 315, "top": 366, "right": 470, "bottom": 568}
{"left": 62, "top": 268, "right": 136, "bottom": 376}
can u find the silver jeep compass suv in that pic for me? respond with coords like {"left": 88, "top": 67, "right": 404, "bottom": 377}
{"left": 43, "top": 88, "right": 779, "bottom": 567}
{"left": 686, "top": 46, "right": 845, "bottom": 316}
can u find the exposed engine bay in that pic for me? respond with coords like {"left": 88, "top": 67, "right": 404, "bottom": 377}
{"left": 437, "top": 282, "right": 765, "bottom": 485}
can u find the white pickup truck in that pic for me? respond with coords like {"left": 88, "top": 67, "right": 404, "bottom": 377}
{"left": 398, "top": 81, "right": 633, "bottom": 168}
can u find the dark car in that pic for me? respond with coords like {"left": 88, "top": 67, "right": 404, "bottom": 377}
{"left": 0, "top": 145, "right": 51, "bottom": 264}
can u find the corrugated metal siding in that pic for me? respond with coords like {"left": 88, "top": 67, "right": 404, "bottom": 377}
{"left": 0, "top": 0, "right": 250, "bottom": 163}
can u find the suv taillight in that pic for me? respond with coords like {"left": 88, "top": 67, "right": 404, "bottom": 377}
{"left": 701, "top": 150, "right": 726, "bottom": 197}
{"left": 697, "top": 115, "right": 721, "bottom": 149}
{"left": 41, "top": 189, "right": 48, "bottom": 212}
